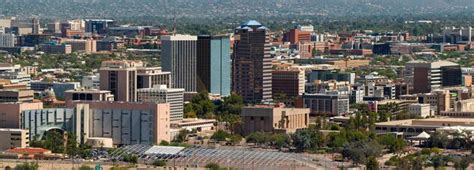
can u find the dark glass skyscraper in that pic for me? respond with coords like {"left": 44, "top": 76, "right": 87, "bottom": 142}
{"left": 197, "top": 35, "right": 231, "bottom": 96}
{"left": 232, "top": 20, "right": 272, "bottom": 103}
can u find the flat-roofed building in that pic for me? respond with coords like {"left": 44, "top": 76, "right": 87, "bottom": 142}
{"left": 375, "top": 118, "right": 474, "bottom": 138}
{"left": 0, "top": 89, "right": 34, "bottom": 103}
{"left": 82, "top": 74, "right": 100, "bottom": 89}
{"left": 64, "top": 89, "right": 114, "bottom": 106}
{"left": 38, "top": 43, "right": 72, "bottom": 54}
{"left": 100, "top": 60, "right": 171, "bottom": 102}
{"left": 137, "top": 67, "right": 171, "bottom": 89}
{"left": 0, "top": 102, "right": 43, "bottom": 128}
{"left": 161, "top": 34, "right": 197, "bottom": 92}
{"left": 0, "top": 128, "right": 29, "bottom": 151}
{"left": 63, "top": 39, "right": 96, "bottom": 53}
{"left": 137, "top": 85, "right": 184, "bottom": 122}
{"left": 196, "top": 35, "right": 231, "bottom": 97}
{"left": 30, "top": 81, "right": 80, "bottom": 99}
{"left": 405, "top": 60, "right": 462, "bottom": 94}
{"left": 21, "top": 101, "right": 171, "bottom": 145}
{"left": 272, "top": 69, "right": 305, "bottom": 97}
{"left": 408, "top": 103, "right": 432, "bottom": 118}
{"left": 417, "top": 89, "right": 451, "bottom": 114}
{"left": 241, "top": 105, "right": 310, "bottom": 135}
{"left": 301, "top": 93, "right": 350, "bottom": 116}
{"left": 99, "top": 60, "right": 142, "bottom": 102}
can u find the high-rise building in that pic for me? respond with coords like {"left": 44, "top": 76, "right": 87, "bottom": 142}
{"left": 0, "top": 33, "right": 15, "bottom": 47}
{"left": 272, "top": 69, "right": 305, "bottom": 97}
{"left": 137, "top": 85, "right": 185, "bottom": 122}
{"left": 137, "top": 67, "right": 172, "bottom": 89}
{"left": 232, "top": 20, "right": 272, "bottom": 103}
{"left": 82, "top": 74, "right": 100, "bottom": 89}
{"left": 196, "top": 35, "right": 231, "bottom": 96}
{"left": 300, "top": 92, "right": 350, "bottom": 116}
{"left": 99, "top": 60, "right": 141, "bottom": 102}
{"left": 99, "top": 60, "right": 171, "bottom": 102}
{"left": 84, "top": 19, "right": 114, "bottom": 34}
{"left": 161, "top": 35, "right": 197, "bottom": 92}
{"left": 284, "top": 28, "right": 312, "bottom": 45}
{"left": 31, "top": 18, "right": 40, "bottom": 34}
{"left": 405, "top": 60, "right": 462, "bottom": 93}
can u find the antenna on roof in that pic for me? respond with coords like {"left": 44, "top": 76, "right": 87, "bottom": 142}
{"left": 172, "top": 13, "right": 177, "bottom": 36}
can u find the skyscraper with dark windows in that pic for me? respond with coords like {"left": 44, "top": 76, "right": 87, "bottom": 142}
{"left": 232, "top": 20, "right": 272, "bottom": 103}
{"left": 196, "top": 35, "right": 231, "bottom": 97}
{"left": 161, "top": 35, "right": 197, "bottom": 92}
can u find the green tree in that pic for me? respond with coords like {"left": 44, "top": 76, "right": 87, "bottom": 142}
{"left": 159, "top": 140, "right": 170, "bottom": 146}
{"left": 428, "top": 132, "right": 449, "bottom": 148}
{"left": 79, "top": 165, "right": 94, "bottom": 170}
{"left": 211, "top": 130, "right": 231, "bottom": 141}
{"left": 246, "top": 132, "right": 267, "bottom": 146}
{"left": 15, "top": 162, "right": 39, "bottom": 170}
{"left": 412, "top": 156, "right": 424, "bottom": 170}
{"left": 218, "top": 93, "right": 243, "bottom": 115}
{"left": 153, "top": 160, "right": 166, "bottom": 167}
{"left": 430, "top": 155, "right": 446, "bottom": 169}
{"left": 366, "top": 156, "right": 379, "bottom": 170}
{"left": 122, "top": 154, "right": 138, "bottom": 164}
{"left": 190, "top": 91, "right": 216, "bottom": 117}
{"left": 66, "top": 132, "right": 79, "bottom": 158}
{"left": 453, "top": 156, "right": 470, "bottom": 170}
{"left": 35, "top": 130, "right": 65, "bottom": 153}
{"left": 291, "top": 129, "right": 324, "bottom": 152}
{"left": 376, "top": 134, "right": 406, "bottom": 153}
{"left": 342, "top": 140, "right": 383, "bottom": 165}
{"left": 205, "top": 163, "right": 221, "bottom": 170}
{"left": 173, "top": 129, "right": 189, "bottom": 143}
{"left": 272, "top": 133, "right": 291, "bottom": 149}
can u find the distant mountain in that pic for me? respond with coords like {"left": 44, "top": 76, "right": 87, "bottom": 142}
{"left": 0, "top": 0, "right": 473, "bottom": 20}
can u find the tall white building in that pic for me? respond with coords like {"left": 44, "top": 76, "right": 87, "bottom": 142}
{"left": 161, "top": 34, "right": 197, "bottom": 92}
{"left": 0, "top": 33, "right": 15, "bottom": 47}
{"left": 82, "top": 74, "right": 100, "bottom": 89}
{"left": 137, "top": 85, "right": 185, "bottom": 122}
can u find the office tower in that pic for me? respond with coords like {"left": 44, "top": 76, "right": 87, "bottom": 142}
{"left": 31, "top": 18, "right": 40, "bottom": 34}
{"left": 284, "top": 27, "right": 312, "bottom": 45}
{"left": 99, "top": 60, "right": 140, "bottom": 102}
{"left": 308, "top": 70, "right": 356, "bottom": 84}
{"left": 161, "top": 34, "right": 197, "bottom": 92}
{"left": 99, "top": 60, "right": 171, "bottom": 102}
{"left": 47, "top": 21, "right": 61, "bottom": 34}
{"left": 232, "top": 20, "right": 272, "bottom": 103}
{"left": 196, "top": 35, "right": 231, "bottom": 96}
{"left": 405, "top": 60, "right": 462, "bottom": 93}
{"left": 137, "top": 85, "right": 185, "bottom": 122}
{"left": 38, "top": 43, "right": 72, "bottom": 54}
{"left": 301, "top": 93, "right": 350, "bottom": 116}
{"left": 272, "top": 69, "right": 305, "bottom": 97}
{"left": 85, "top": 19, "right": 114, "bottom": 34}
{"left": 0, "top": 33, "right": 15, "bottom": 47}
{"left": 137, "top": 67, "right": 172, "bottom": 89}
